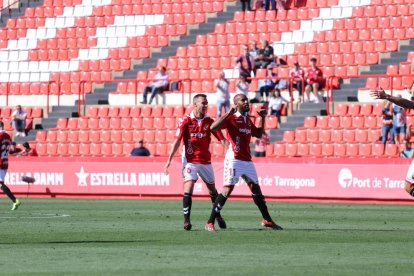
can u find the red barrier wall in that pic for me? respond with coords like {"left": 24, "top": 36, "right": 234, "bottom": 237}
{"left": 5, "top": 157, "right": 413, "bottom": 201}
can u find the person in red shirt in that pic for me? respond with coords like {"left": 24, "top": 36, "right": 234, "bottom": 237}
{"left": 164, "top": 94, "right": 228, "bottom": 231}
{"left": 289, "top": 62, "right": 305, "bottom": 100}
{"left": 204, "top": 94, "right": 283, "bottom": 231}
{"left": 305, "top": 58, "right": 323, "bottom": 103}
{"left": 0, "top": 122, "right": 21, "bottom": 210}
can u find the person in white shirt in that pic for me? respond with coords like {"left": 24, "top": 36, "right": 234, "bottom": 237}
{"left": 235, "top": 75, "right": 249, "bottom": 96}
{"left": 215, "top": 72, "right": 230, "bottom": 117}
{"left": 12, "top": 105, "right": 27, "bottom": 137}
{"left": 267, "top": 89, "right": 289, "bottom": 123}
{"left": 140, "top": 67, "right": 169, "bottom": 104}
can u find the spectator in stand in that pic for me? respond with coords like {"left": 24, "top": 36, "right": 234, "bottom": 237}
{"left": 254, "top": 131, "right": 269, "bottom": 157}
{"left": 400, "top": 138, "right": 414, "bottom": 158}
{"left": 11, "top": 105, "right": 27, "bottom": 137}
{"left": 130, "top": 140, "right": 150, "bottom": 156}
{"left": 140, "top": 66, "right": 169, "bottom": 105}
{"left": 236, "top": 45, "right": 254, "bottom": 83}
{"left": 18, "top": 142, "right": 38, "bottom": 157}
{"left": 236, "top": 75, "right": 249, "bottom": 97}
{"left": 267, "top": 88, "right": 289, "bottom": 123}
{"left": 240, "top": 0, "right": 251, "bottom": 11}
{"left": 393, "top": 96, "right": 407, "bottom": 144}
{"left": 259, "top": 71, "right": 276, "bottom": 102}
{"left": 290, "top": 62, "right": 305, "bottom": 101}
{"left": 8, "top": 142, "right": 22, "bottom": 156}
{"left": 254, "top": 40, "right": 274, "bottom": 69}
{"left": 215, "top": 72, "right": 230, "bottom": 117}
{"left": 249, "top": 41, "right": 259, "bottom": 60}
{"left": 305, "top": 58, "right": 323, "bottom": 103}
{"left": 381, "top": 101, "right": 395, "bottom": 148}
{"left": 267, "top": 57, "right": 288, "bottom": 90}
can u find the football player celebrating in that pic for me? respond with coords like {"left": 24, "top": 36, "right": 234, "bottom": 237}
{"left": 164, "top": 94, "right": 228, "bottom": 231}
{"left": 0, "top": 121, "right": 21, "bottom": 210}
{"left": 205, "top": 94, "right": 283, "bottom": 231}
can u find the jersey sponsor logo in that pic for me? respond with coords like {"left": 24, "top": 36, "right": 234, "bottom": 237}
{"left": 190, "top": 132, "right": 206, "bottom": 138}
{"left": 238, "top": 128, "right": 251, "bottom": 134}
{"left": 186, "top": 139, "right": 194, "bottom": 154}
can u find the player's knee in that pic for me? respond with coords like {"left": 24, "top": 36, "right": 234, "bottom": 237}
{"left": 221, "top": 186, "right": 234, "bottom": 197}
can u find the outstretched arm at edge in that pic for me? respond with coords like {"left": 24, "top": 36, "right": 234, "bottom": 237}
{"left": 371, "top": 89, "right": 414, "bottom": 109}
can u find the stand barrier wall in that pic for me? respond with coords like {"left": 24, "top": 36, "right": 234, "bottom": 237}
{"left": 6, "top": 156, "right": 413, "bottom": 201}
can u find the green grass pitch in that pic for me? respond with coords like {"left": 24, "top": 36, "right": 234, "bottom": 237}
{"left": 1, "top": 198, "right": 414, "bottom": 275}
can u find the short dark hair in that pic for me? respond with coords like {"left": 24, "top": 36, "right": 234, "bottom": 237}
{"left": 0, "top": 121, "right": 3, "bottom": 128}
{"left": 23, "top": 142, "right": 30, "bottom": 149}
{"left": 233, "top": 93, "right": 247, "bottom": 104}
{"left": 11, "top": 142, "right": 16, "bottom": 146}
{"left": 138, "top": 140, "right": 143, "bottom": 144}
{"left": 310, "top": 57, "right": 317, "bottom": 63}
{"left": 193, "top": 94, "right": 207, "bottom": 103}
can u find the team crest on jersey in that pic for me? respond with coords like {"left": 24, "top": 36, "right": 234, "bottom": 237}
{"left": 203, "top": 124, "right": 210, "bottom": 130}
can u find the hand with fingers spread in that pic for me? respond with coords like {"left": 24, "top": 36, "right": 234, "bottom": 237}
{"left": 257, "top": 109, "right": 267, "bottom": 118}
{"left": 370, "top": 87, "right": 388, "bottom": 100}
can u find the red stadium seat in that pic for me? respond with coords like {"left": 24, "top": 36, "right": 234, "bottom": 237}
{"left": 295, "top": 129, "right": 307, "bottom": 143}
{"left": 285, "top": 143, "right": 297, "bottom": 157}
{"left": 304, "top": 116, "right": 316, "bottom": 128}
{"left": 322, "top": 143, "right": 334, "bottom": 157}
{"left": 385, "top": 144, "right": 398, "bottom": 157}
{"left": 333, "top": 143, "right": 347, "bottom": 157}
{"left": 309, "top": 143, "right": 322, "bottom": 157}
{"left": 283, "top": 131, "right": 295, "bottom": 143}
{"left": 297, "top": 143, "right": 310, "bottom": 157}
{"left": 319, "top": 129, "right": 331, "bottom": 143}
{"left": 342, "top": 129, "right": 355, "bottom": 143}
{"left": 372, "top": 143, "right": 385, "bottom": 157}
{"left": 274, "top": 143, "right": 286, "bottom": 157}
{"left": 346, "top": 143, "right": 359, "bottom": 157}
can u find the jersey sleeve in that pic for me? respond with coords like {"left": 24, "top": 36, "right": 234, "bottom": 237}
{"left": 175, "top": 117, "right": 188, "bottom": 141}
{"left": 212, "top": 129, "right": 225, "bottom": 141}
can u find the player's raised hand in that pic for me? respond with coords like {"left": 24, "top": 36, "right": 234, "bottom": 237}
{"left": 370, "top": 87, "right": 387, "bottom": 100}
{"left": 257, "top": 109, "right": 267, "bottom": 118}
{"left": 229, "top": 106, "right": 237, "bottom": 115}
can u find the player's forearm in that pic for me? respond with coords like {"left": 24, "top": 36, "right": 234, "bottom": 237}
{"left": 211, "top": 111, "right": 232, "bottom": 131}
{"left": 166, "top": 140, "right": 181, "bottom": 164}
{"left": 384, "top": 95, "right": 414, "bottom": 109}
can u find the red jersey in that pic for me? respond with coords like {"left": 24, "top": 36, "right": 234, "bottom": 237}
{"left": 0, "top": 131, "right": 11, "bottom": 170}
{"left": 175, "top": 112, "right": 224, "bottom": 164}
{"left": 290, "top": 68, "right": 305, "bottom": 83}
{"left": 306, "top": 67, "right": 323, "bottom": 85}
{"left": 220, "top": 112, "right": 259, "bottom": 161}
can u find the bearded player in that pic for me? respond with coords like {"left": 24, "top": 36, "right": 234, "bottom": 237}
{"left": 205, "top": 94, "right": 282, "bottom": 231}
{"left": 164, "top": 94, "right": 228, "bottom": 231}
{"left": 0, "top": 121, "right": 21, "bottom": 210}
{"left": 372, "top": 89, "right": 414, "bottom": 198}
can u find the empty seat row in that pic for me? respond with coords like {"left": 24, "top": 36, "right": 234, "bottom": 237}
{"left": 271, "top": 142, "right": 400, "bottom": 158}
{"left": 283, "top": 128, "right": 382, "bottom": 143}
{"left": 85, "top": 105, "right": 189, "bottom": 118}
{"left": 0, "top": 107, "right": 43, "bottom": 119}
{"left": 303, "top": 115, "right": 383, "bottom": 129}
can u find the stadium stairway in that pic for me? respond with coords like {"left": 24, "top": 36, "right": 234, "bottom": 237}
{"left": 16, "top": 1, "right": 239, "bottom": 143}
{"left": 0, "top": 0, "right": 44, "bottom": 27}
{"left": 85, "top": 1, "right": 239, "bottom": 105}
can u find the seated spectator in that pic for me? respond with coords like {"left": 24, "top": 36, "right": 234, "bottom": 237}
{"left": 401, "top": 139, "right": 413, "bottom": 158}
{"left": 267, "top": 88, "right": 289, "bottom": 123}
{"left": 305, "top": 58, "right": 324, "bottom": 103}
{"left": 381, "top": 101, "right": 395, "bottom": 148}
{"left": 249, "top": 41, "right": 259, "bottom": 59}
{"left": 393, "top": 97, "right": 406, "bottom": 144}
{"left": 236, "top": 75, "right": 249, "bottom": 96}
{"left": 140, "top": 67, "right": 169, "bottom": 105}
{"left": 254, "top": 132, "right": 269, "bottom": 157}
{"left": 18, "top": 142, "right": 38, "bottom": 156}
{"left": 236, "top": 45, "right": 254, "bottom": 83}
{"left": 254, "top": 40, "right": 274, "bottom": 69}
{"left": 9, "top": 142, "right": 22, "bottom": 156}
{"left": 259, "top": 71, "right": 276, "bottom": 102}
{"left": 289, "top": 62, "right": 305, "bottom": 101}
{"left": 215, "top": 72, "right": 230, "bottom": 117}
{"left": 12, "top": 105, "right": 27, "bottom": 137}
{"left": 130, "top": 140, "right": 150, "bottom": 156}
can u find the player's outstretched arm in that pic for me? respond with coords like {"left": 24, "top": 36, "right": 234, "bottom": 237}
{"left": 211, "top": 107, "right": 236, "bottom": 131}
{"left": 371, "top": 89, "right": 414, "bottom": 109}
{"left": 164, "top": 139, "right": 181, "bottom": 175}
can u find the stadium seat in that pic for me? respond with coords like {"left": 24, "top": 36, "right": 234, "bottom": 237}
{"left": 285, "top": 143, "right": 297, "bottom": 157}
{"left": 321, "top": 143, "right": 334, "bottom": 157}
{"left": 295, "top": 129, "right": 307, "bottom": 143}
{"left": 372, "top": 143, "right": 385, "bottom": 157}
{"left": 297, "top": 143, "right": 310, "bottom": 157}
{"left": 283, "top": 131, "right": 295, "bottom": 143}
{"left": 274, "top": 143, "right": 286, "bottom": 157}
{"left": 346, "top": 143, "right": 359, "bottom": 157}
{"left": 333, "top": 143, "right": 347, "bottom": 157}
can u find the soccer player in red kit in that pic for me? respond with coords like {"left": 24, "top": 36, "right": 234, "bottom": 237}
{"left": 205, "top": 94, "right": 282, "bottom": 231}
{"left": 164, "top": 94, "right": 228, "bottom": 230}
{"left": 0, "top": 121, "right": 21, "bottom": 210}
